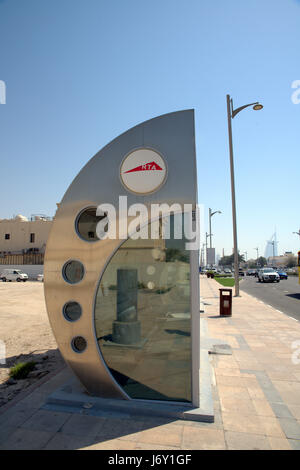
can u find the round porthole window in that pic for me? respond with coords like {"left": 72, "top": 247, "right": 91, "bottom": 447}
{"left": 62, "top": 260, "right": 84, "bottom": 284}
{"left": 76, "top": 207, "right": 108, "bottom": 242}
{"left": 63, "top": 301, "right": 82, "bottom": 322}
{"left": 71, "top": 336, "right": 87, "bottom": 353}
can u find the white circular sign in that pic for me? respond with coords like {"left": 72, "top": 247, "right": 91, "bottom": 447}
{"left": 120, "top": 148, "right": 167, "bottom": 195}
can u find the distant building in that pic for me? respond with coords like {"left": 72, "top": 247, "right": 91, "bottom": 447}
{"left": 0, "top": 215, "right": 53, "bottom": 264}
{"left": 267, "top": 252, "right": 295, "bottom": 267}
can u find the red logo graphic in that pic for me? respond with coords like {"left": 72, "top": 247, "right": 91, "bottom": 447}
{"left": 124, "top": 161, "right": 163, "bottom": 174}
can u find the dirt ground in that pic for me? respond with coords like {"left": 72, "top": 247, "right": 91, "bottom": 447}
{"left": 0, "top": 281, "right": 65, "bottom": 407}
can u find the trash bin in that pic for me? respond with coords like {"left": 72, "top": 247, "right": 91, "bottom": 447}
{"left": 219, "top": 288, "right": 232, "bottom": 316}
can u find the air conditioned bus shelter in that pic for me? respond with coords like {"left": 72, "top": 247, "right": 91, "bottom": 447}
{"left": 44, "top": 110, "right": 212, "bottom": 420}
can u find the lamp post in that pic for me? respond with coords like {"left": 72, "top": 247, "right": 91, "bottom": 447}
{"left": 205, "top": 232, "right": 210, "bottom": 267}
{"left": 209, "top": 208, "right": 221, "bottom": 267}
{"left": 226, "top": 95, "right": 263, "bottom": 296}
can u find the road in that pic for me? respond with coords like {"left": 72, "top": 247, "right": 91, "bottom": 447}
{"left": 240, "top": 275, "right": 300, "bottom": 322}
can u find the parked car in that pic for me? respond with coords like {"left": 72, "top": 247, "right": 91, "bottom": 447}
{"left": 277, "top": 270, "right": 288, "bottom": 280}
{"left": 238, "top": 269, "right": 245, "bottom": 277}
{"left": 36, "top": 274, "right": 44, "bottom": 282}
{"left": 258, "top": 268, "right": 280, "bottom": 283}
{"left": 224, "top": 268, "right": 232, "bottom": 274}
{"left": 246, "top": 269, "right": 256, "bottom": 276}
{"left": 0, "top": 269, "right": 28, "bottom": 282}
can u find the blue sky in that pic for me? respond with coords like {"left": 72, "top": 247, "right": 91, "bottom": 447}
{"left": 0, "top": 0, "right": 299, "bottom": 259}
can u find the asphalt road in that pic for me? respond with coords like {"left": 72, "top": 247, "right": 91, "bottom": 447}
{"left": 240, "top": 275, "right": 300, "bottom": 322}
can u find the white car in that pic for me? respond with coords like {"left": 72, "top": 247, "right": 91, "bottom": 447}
{"left": 258, "top": 268, "right": 280, "bottom": 283}
{"left": 0, "top": 269, "right": 28, "bottom": 282}
{"left": 36, "top": 274, "right": 44, "bottom": 282}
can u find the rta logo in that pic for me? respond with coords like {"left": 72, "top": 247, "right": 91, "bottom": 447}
{"left": 120, "top": 148, "right": 167, "bottom": 194}
{"left": 291, "top": 80, "right": 300, "bottom": 104}
{"left": 124, "top": 161, "right": 163, "bottom": 174}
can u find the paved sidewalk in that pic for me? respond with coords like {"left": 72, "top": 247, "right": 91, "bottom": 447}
{"left": 202, "top": 276, "right": 300, "bottom": 450}
{"left": 0, "top": 276, "right": 300, "bottom": 450}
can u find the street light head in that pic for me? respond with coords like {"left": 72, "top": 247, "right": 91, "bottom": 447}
{"left": 253, "top": 103, "right": 263, "bottom": 111}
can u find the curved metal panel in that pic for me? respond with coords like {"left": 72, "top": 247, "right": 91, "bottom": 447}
{"left": 44, "top": 110, "right": 197, "bottom": 399}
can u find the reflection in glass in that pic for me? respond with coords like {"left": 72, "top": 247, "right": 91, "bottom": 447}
{"left": 72, "top": 336, "right": 87, "bottom": 353}
{"left": 95, "top": 216, "right": 191, "bottom": 402}
{"left": 63, "top": 260, "right": 84, "bottom": 284}
{"left": 76, "top": 207, "right": 108, "bottom": 242}
{"left": 63, "top": 301, "right": 82, "bottom": 322}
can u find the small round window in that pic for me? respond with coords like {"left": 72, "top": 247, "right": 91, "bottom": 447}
{"left": 63, "top": 301, "right": 82, "bottom": 322}
{"left": 71, "top": 336, "right": 87, "bottom": 353}
{"left": 62, "top": 260, "right": 84, "bottom": 284}
{"left": 76, "top": 207, "right": 108, "bottom": 242}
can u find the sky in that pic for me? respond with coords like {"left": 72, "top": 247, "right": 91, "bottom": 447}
{"left": 0, "top": 0, "right": 299, "bottom": 260}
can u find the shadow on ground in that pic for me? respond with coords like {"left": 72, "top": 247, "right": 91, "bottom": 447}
{"left": 0, "top": 348, "right": 64, "bottom": 408}
{"left": 286, "top": 293, "right": 300, "bottom": 300}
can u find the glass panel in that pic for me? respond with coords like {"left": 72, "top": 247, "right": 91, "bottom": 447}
{"left": 95, "top": 215, "right": 191, "bottom": 402}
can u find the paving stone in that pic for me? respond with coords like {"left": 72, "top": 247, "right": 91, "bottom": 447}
{"left": 271, "top": 403, "right": 294, "bottom": 419}
{"left": 259, "top": 417, "right": 285, "bottom": 437}
{"left": 0, "top": 406, "right": 37, "bottom": 428}
{"left": 0, "top": 428, "right": 55, "bottom": 450}
{"left": 132, "top": 423, "right": 184, "bottom": 447}
{"left": 83, "top": 438, "right": 137, "bottom": 450}
{"left": 268, "top": 437, "right": 292, "bottom": 450}
{"left": 182, "top": 426, "right": 226, "bottom": 450}
{"left": 252, "top": 399, "right": 276, "bottom": 418}
{"left": 225, "top": 431, "right": 271, "bottom": 450}
{"left": 44, "top": 432, "right": 99, "bottom": 450}
{"left": 288, "top": 439, "right": 300, "bottom": 450}
{"left": 277, "top": 418, "right": 300, "bottom": 440}
{"left": 220, "top": 397, "right": 257, "bottom": 415}
{"left": 59, "top": 414, "right": 107, "bottom": 437}
{"left": 134, "top": 442, "right": 180, "bottom": 450}
{"left": 221, "top": 412, "right": 263, "bottom": 435}
{"left": 20, "top": 409, "right": 71, "bottom": 433}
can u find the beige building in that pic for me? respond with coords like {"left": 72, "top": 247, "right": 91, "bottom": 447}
{"left": 268, "top": 252, "right": 296, "bottom": 267}
{"left": 0, "top": 215, "right": 52, "bottom": 255}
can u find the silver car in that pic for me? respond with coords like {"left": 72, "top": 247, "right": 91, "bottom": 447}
{"left": 258, "top": 268, "right": 280, "bottom": 283}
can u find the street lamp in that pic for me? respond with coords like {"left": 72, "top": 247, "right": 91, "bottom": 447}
{"left": 227, "top": 94, "right": 263, "bottom": 296}
{"left": 209, "top": 208, "right": 222, "bottom": 267}
{"left": 205, "top": 232, "right": 210, "bottom": 267}
{"left": 293, "top": 230, "right": 300, "bottom": 238}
